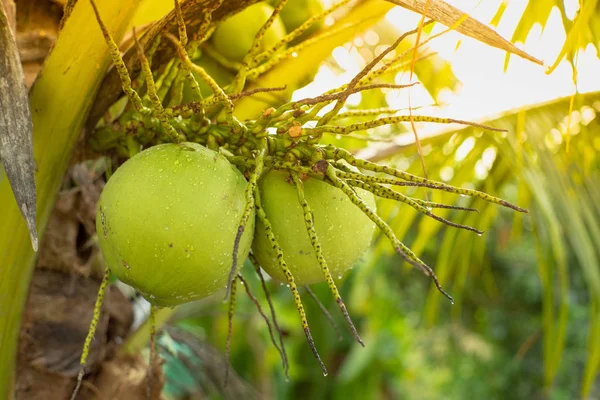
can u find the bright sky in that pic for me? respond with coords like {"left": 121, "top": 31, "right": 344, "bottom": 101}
{"left": 295, "top": 0, "right": 600, "bottom": 123}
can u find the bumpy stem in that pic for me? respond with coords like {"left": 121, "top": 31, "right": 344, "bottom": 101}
{"left": 347, "top": 179, "right": 483, "bottom": 234}
{"left": 329, "top": 108, "right": 400, "bottom": 121}
{"left": 156, "top": 59, "right": 182, "bottom": 103}
{"left": 250, "top": 0, "right": 289, "bottom": 60}
{"left": 164, "top": 32, "right": 246, "bottom": 133}
{"left": 318, "top": 21, "right": 433, "bottom": 126}
{"left": 237, "top": 273, "right": 288, "bottom": 379}
{"left": 254, "top": 185, "right": 328, "bottom": 376}
{"left": 322, "top": 162, "right": 454, "bottom": 303}
{"left": 70, "top": 267, "right": 110, "bottom": 400}
{"left": 304, "top": 286, "right": 343, "bottom": 341}
{"left": 133, "top": 30, "right": 184, "bottom": 143}
{"left": 247, "top": 20, "right": 358, "bottom": 80}
{"left": 309, "top": 115, "right": 506, "bottom": 136}
{"left": 328, "top": 147, "right": 527, "bottom": 213}
{"left": 173, "top": 0, "right": 206, "bottom": 116}
{"left": 293, "top": 83, "right": 417, "bottom": 108}
{"left": 251, "top": 0, "right": 354, "bottom": 66}
{"left": 173, "top": 0, "right": 188, "bottom": 47}
{"left": 165, "top": 33, "right": 232, "bottom": 110}
{"left": 249, "top": 253, "right": 289, "bottom": 378}
{"left": 146, "top": 306, "right": 157, "bottom": 400}
{"left": 225, "top": 144, "right": 267, "bottom": 299}
{"left": 195, "top": 0, "right": 223, "bottom": 43}
{"left": 355, "top": 25, "right": 453, "bottom": 88}
{"left": 90, "top": 0, "right": 146, "bottom": 113}
{"left": 231, "top": 0, "right": 292, "bottom": 94}
{"left": 224, "top": 275, "right": 238, "bottom": 387}
{"left": 333, "top": 165, "right": 478, "bottom": 213}
{"left": 291, "top": 172, "right": 363, "bottom": 346}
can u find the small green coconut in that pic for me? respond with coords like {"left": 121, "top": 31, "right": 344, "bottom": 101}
{"left": 278, "top": 0, "right": 325, "bottom": 45}
{"left": 96, "top": 142, "right": 254, "bottom": 307}
{"left": 211, "top": 3, "right": 287, "bottom": 63}
{"left": 253, "top": 170, "right": 377, "bottom": 285}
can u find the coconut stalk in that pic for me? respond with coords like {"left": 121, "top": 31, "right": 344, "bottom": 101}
{"left": 233, "top": 0, "right": 395, "bottom": 120}
{"left": 0, "top": 1, "right": 142, "bottom": 397}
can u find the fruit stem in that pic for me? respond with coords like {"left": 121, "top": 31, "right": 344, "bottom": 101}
{"left": 249, "top": 254, "right": 290, "bottom": 379}
{"left": 237, "top": 273, "right": 289, "bottom": 380}
{"left": 323, "top": 162, "right": 455, "bottom": 304}
{"left": 348, "top": 179, "right": 484, "bottom": 235}
{"left": 133, "top": 29, "right": 185, "bottom": 143}
{"left": 326, "top": 146, "right": 528, "bottom": 213}
{"left": 225, "top": 141, "right": 267, "bottom": 300}
{"left": 291, "top": 172, "right": 364, "bottom": 346}
{"left": 224, "top": 276, "right": 238, "bottom": 388}
{"left": 304, "top": 286, "right": 343, "bottom": 341}
{"left": 254, "top": 183, "right": 328, "bottom": 376}
{"left": 70, "top": 267, "right": 111, "bottom": 400}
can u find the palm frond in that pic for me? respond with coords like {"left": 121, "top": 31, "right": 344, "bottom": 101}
{"left": 368, "top": 91, "right": 600, "bottom": 393}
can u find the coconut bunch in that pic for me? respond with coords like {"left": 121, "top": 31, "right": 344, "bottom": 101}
{"left": 71, "top": 0, "right": 528, "bottom": 397}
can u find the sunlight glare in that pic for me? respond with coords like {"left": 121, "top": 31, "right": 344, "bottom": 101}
{"left": 294, "top": 0, "right": 600, "bottom": 125}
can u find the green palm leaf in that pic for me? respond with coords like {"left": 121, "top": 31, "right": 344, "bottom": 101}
{"left": 368, "top": 90, "right": 600, "bottom": 394}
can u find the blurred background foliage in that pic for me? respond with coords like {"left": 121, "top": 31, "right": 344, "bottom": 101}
{"left": 121, "top": 0, "right": 600, "bottom": 399}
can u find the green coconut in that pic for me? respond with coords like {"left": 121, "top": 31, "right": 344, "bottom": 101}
{"left": 211, "top": 3, "right": 287, "bottom": 63}
{"left": 253, "top": 170, "right": 377, "bottom": 285}
{"left": 279, "top": 0, "right": 325, "bottom": 45}
{"left": 96, "top": 142, "right": 253, "bottom": 307}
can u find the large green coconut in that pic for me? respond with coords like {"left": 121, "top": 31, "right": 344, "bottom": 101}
{"left": 96, "top": 142, "right": 253, "bottom": 307}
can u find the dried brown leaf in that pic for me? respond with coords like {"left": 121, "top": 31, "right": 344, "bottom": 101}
{"left": 0, "top": 3, "right": 38, "bottom": 250}
{"left": 389, "top": 0, "right": 543, "bottom": 65}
